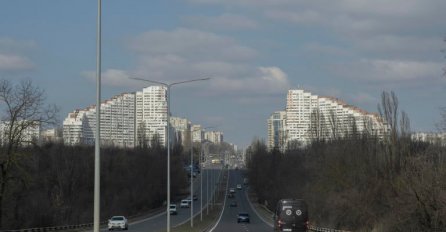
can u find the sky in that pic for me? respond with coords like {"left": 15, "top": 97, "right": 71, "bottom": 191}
{"left": 1, "top": 0, "right": 445, "bottom": 148}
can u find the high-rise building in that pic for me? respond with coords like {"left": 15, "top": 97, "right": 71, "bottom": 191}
{"left": 205, "top": 131, "right": 224, "bottom": 144}
{"left": 63, "top": 93, "right": 136, "bottom": 147}
{"left": 267, "top": 111, "right": 287, "bottom": 151}
{"left": 268, "top": 89, "right": 387, "bottom": 150}
{"left": 170, "top": 116, "right": 191, "bottom": 147}
{"left": 0, "top": 120, "right": 40, "bottom": 146}
{"left": 412, "top": 132, "right": 446, "bottom": 146}
{"left": 135, "top": 86, "right": 168, "bottom": 147}
{"left": 191, "top": 125, "right": 203, "bottom": 143}
{"left": 63, "top": 85, "right": 224, "bottom": 149}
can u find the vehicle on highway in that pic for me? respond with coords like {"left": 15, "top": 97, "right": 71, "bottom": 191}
{"left": 229, "top": 188, "right": 236, "bottom": 194}
{"left": 237, "top": 212, "right": 250, "bottom": 223}
{"left": 274, "top": 199, "right": 309, "bottom": 232}
{"left": 193, "top": 194, "right": 198, "bottom": 201}
{"left": 229, "top": 201, "right": 237, "bottom": 207}
{"left": 169, "top": 204, "right": 177, "bottom": 215}
{"left": 244, "top": 178, "right": 249, "bottom": 185}
{"left": 180, "top": 199, "right": 190, "bottom": 208}
{"left": 108, "top": 216, "right": 128, "bottom": 230}
{"left": 236, "top": 184, "right": 242, "bottom": 190}
{"left": 228, "top": 192, "right": 235, "bottom": 198}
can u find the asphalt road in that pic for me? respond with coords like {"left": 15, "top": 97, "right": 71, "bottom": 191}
{"left": 100, "top": 167, "right": 272, "bottom": 232}
{"left": 101, "top": 166, "right": 224, "bottom": 232}
{"left": 210, "top": 169, "right": 273, "bottom": 232}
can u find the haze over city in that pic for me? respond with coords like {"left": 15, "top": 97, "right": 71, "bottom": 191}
{"left": 1, "top": 0, "right": 445, "bottom": 147}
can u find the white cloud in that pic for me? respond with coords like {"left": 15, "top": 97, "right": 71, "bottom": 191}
{"left": 0, "top": 37, "right": 36, "bottom": 72}
{"left": 331, "top": 59, "right": 443, "bottom": 83}
{"left": 128, "top": 28, "right": 257, "bottom": 61}
{"left": 209, "top": 66, "right": 290, "bottom": 95}
{"left": 0, "top": 37, "right": 37, "bottom": 52}
{"left": 84, "top": 28, "right": 290, "bottom": 97}
{"left": 183, "top": 14, "right": 258, "bottom": 30}
{"left": 189, "top": 0, "right": 446, "bottom": 62}
{"left": 0, "top": 54, "right": 34, "bottom": 71}
{"left": 82, "top": 69, "right": 130, "bottom": 87}
{"left": 353, "top": 35, "right": 443, "bottom": 59}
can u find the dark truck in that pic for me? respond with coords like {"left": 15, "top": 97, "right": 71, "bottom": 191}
{"left": 273, "top": 199, "right": 309, "bottom": 232}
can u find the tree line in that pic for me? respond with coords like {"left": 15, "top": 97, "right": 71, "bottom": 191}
{"left": 247, "top": 91, "right": 446, "bottom": 231}
{"left": 0, "top": 141, "right": 189, "bottom": 229}
{"left": 0, "top": 79, "right": 191, "bottom": 229}
{"left": 0, "top": 79, "right": 234, "bottom": 229}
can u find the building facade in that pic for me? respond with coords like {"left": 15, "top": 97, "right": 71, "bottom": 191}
{"left": 170, "top": 116, "right": 191, "bottom": 147}
{"left": 204, "top": 131, "right": 224, "bottom": 144}
{"left": 268, "top": 89, "right": 387, "bottom": 150}
{"left": 63, "top": 93, "right": 136, "bottom": 147}
{"left": 135, "top": 86, "right": 168, "bottom": 147}
{"left": 0, "top": 120, "right": 40, "bottom": 146}
{"left": 267, "top": 111, "right": 287, "bottom": 151}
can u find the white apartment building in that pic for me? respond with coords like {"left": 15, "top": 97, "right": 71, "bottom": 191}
{"left": 63, "top": 85, "right": 219, "bottom": 149}
{"left": 205, "top": 131, "right": 224, "bottom": 144}
{"left": 63, "top": 93, "right": 136, "bottom": 147}
{"left": 412, "top": 132, "right": 446, "bottom": 146}
{"left": 135, "top": 86, "right": 168, "bottom": 147}
{"left": 267, "top": 111, "right": 287, "bottom": 151}
{"left": 0, "top": 120, "right": 40, "bottom": 146}
{"left": 191, "top": 124, "right": 203, "bottom": 143}
{"left": 170, "top": 116, "right": 191, "bottom": 147}
{"left": 275, "top": 89, "right": 387, "bottom": 148}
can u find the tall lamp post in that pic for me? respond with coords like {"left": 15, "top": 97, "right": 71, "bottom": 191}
{"left": 93, "top": 0, "right": 101, "bottom": 231}
{"left": 191, "top": 127, "right": 214, "bottom": 223}
{"left": 130, "top": 77, "right": 210, "bottom": 232}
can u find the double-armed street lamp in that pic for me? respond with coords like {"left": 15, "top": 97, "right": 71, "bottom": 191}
{"left": 190, "top": 127, "right": 214, "bottom": 225}
{"left": 130, "top": 77, "right": 210, "bottom": 232}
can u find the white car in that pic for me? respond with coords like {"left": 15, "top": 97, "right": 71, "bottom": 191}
{"left": 237, "top": 184, "right": 242, "bottom": 190}
{"left": 169, "top": 204, "right": 177, "bottom": 215}
{"left": 180, "top": 199, "right": 190, "bottom": 208}
{"left": 229, "top": 188, "right": 236, "bottom": 194}
{"left": 108, "top": 216, "right": 128, "bottom": 230}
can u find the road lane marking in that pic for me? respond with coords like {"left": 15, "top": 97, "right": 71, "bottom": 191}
{"left": 244, "top": 187, "right": 274, "bottom": 228}
{"left": 208, "top": 168, "right": 230, "bottom": 232}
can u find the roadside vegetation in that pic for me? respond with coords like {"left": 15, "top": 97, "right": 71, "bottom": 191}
{"left": 0, "top": 143, "right": 189, "bottom": 229}
{"left": 247, "top": 91, "right": 446, "bottom": 231}
{"left": 0, "top": 79, "right": 235, "bottom": 229}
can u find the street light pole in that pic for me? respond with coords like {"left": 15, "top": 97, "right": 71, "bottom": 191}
{"left": 130, "top": 77, "right": 210, "bottom": 232}
{"left": 190, "top": 133, "right": 193, "bottom": 227}
{"left": 93, "top": 0, "right": 101, "bottom": 231}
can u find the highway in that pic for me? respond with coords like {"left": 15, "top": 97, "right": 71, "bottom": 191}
{"left": 96, "top": 167, "right": 272, "bottom": 232}
{"left": 98, "top": 166, "right": 223, "bottom": 232}
{"left": 210, "top": 169, "right": 272, "bottom": 232}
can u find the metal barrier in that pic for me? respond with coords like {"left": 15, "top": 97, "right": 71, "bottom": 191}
{"left": 308, "top": 225, "right": 351, "bottom": 232}
{"left": 1, "top": 222, "right": 106, "bottom": 232}
{"left": 250, "top": 198, "right": 351, "bottom": 232}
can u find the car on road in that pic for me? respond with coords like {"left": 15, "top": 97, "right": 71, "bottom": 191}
{"left": 228, "top": 192, "right": 235, "bottom": 198}
{"left": 169, "top": 204, "right": 177, "bottom": 215}
{"left": 229, "top": 201, "right": 237, "bottom": 207}
{"left": 180, "top": 199, "right": 190, "bottom": 208}
{"left": 236, "top": 184, "right": 242, "bottom": 190}
{"left": 274, "top": 199, "right": 309, "bottom": 232}
{"left": 229, "top": 188, "right": 236, "bottom": 194}
{"left": 108, "top": 216, "right": 128, "bottom": 230}
{"left": 237, "top": 212, "right": 250, "bottom": 223}
{"left": 193, "top": 194, "right": 198, "bottom": 201}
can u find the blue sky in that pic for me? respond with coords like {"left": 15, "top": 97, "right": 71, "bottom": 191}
{"left": 1, "top": 0, "right": 445, "bottom": 148}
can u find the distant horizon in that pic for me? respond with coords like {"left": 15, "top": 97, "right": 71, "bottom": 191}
{"left": 1, "top": 0, "right": 445, "bottom": 148}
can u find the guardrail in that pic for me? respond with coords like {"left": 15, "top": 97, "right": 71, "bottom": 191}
{"left": 308, "top": 225, "right": 351, "bottom": 232}
{"left": 1, "top": 221, "right": 106, "bottom": 232}
{"left": 247, "top": 191, "right": 351, "bottom": 232}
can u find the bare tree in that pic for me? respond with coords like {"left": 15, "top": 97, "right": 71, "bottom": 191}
{"left": 436, "top": 107, "right": 446, "bottom": 132}
{"left": 0, "top": 79, "right": 58, "bottom": 227}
